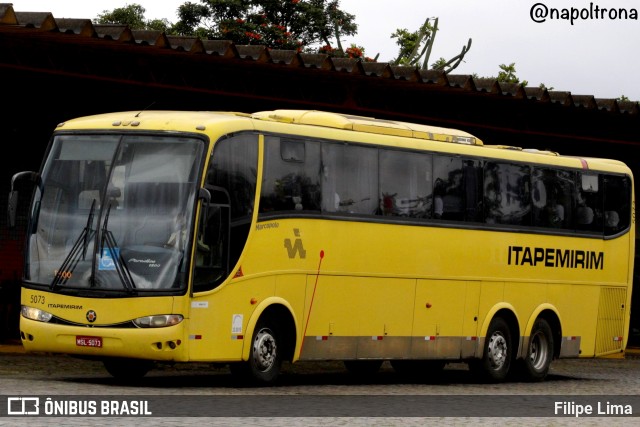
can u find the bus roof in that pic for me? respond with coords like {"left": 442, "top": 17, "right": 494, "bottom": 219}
{"left": 251, "top": 110, "right": 482, "bottom": 145}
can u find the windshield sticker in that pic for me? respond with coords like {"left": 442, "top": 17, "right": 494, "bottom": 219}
{"left": 99, "top": 248, "right": 120, "bottom": 271}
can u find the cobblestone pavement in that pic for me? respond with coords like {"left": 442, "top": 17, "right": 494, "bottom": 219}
{"left": 0, "top": 345, "right": 638, "bottom": 426}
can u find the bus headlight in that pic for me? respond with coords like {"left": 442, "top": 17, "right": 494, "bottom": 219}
{"left": 133, "top": 314, "right": 184, "bottom": 328}
{"left": 21, "top": 306, "right": 53, "bottom": 323}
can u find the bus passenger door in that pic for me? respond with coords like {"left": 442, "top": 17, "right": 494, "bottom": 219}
{"left": 187, "top": 187, "right": 236, "bottom": 361}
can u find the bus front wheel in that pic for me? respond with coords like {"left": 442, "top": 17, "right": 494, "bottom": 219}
{"left": 472, "top": 317, "right": 512, "bottom": 382}
{"left": 231, "top": 320, "right": 283, "bottom": 385}
{"left": 520, "top": 318, "right": 554, "bottom": 381}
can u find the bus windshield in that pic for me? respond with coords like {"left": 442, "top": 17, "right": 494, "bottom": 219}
{"left": 26, "top": 134, "right": 204, "bottom": 293}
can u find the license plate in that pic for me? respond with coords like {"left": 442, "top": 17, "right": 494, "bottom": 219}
{"left": 76, "top": 335, "right": 102, "bottom": 348}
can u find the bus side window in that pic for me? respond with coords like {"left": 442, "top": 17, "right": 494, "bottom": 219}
{"left": 532, "top": 168, "right": 575, "bottom": 230}
{"left": 379, "top": 149, "right": 433, "bottom": 218}
{"left": 259, "top": 137, "right": 321, "bottom": 214}
{"left": 603, "top": 174, "right": 631, "bottom": 236}
{"left": 463, "top": 159, "right": 484, "bottom": 222}
{"left": 484, "top": 162, "right": 531, "bottom": 226}
{"left": 576, "top": 173, "right": 602, "bottom": 233}
{"left": 321, "top": 142, "right": 378, "bottom": 215}
{"left": 433, "top": 155, "right": 464, "bottom": 221}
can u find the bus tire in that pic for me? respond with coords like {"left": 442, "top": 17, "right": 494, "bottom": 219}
{"left": 243, "top": 320, "right": 282, "bottom": 385}
{"left": 520, "top": 318, "right": 554, "bottom": 382}
{"left": 103, "top": 358, "right": 153, "bottom": 380}
{"left": 472, "top": 317, "right": 512, "bottom": 382}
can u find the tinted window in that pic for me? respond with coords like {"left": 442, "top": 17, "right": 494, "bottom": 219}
{"left": 260, "top": 136, "right": 321, "bottom": 214}
{"left": 531, "top": 168, "right": 575, "bottom": 229}
{"left": 208, "top": 134, "right": 258, "bottom": 221}
{"left": 433, "top": 156, "right": 464, "bottom": 220}
{"left": 462, "top": 159, "right": 484, "bottom": 222}
{"left": 484, "top": 162, "right": 531, "bottom": 225}
{"left": 379, "top": 149, "right": 433, "bottom": 218}
{"left": 321, "top": 142, "right": 378, "bottom": 215}
{"left": 603, "top": 174, "right": 632, "bottom": 236}
{"left": 254, "top": 134, "right": 632, "bottom": 239}
{"left": 575, "top": 172, "right": 603, "bottom": 233}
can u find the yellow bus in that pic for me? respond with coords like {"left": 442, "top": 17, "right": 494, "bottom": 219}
{"left": 10, "top": 109, "right": 634, "bottom": 384}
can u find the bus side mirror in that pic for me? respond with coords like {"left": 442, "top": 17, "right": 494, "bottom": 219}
{"left": 8, "top": 171, "right": 39, "bottom": 227}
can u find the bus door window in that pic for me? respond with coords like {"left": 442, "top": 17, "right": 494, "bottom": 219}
{"left": 206, "top": 134, "right": 258, "bottom": 276}
{"left": 259, "top": 136, "right": 321, "bottom": 214}
{"left": 193, "top": 187, "right": 230, "bottom": 292}
{"left": 483, "top": 162, "right": 531, "bottom": 226}
{"left": 321, "top": 142, "right": 378, "bottom": 215}
{"left": 379, "top": 149, "right": 433, "bottom": 218}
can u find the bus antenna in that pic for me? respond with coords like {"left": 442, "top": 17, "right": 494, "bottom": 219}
{"left": 135, "top": 102, "right": 156, "bottom": 117}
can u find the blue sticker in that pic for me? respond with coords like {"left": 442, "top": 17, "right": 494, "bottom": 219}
{"left": 99, "top": 248, "right": 119, "bottom": 271}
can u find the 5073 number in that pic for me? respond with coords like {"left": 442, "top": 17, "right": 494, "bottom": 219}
{"left": 29, "top": 295, "right": 45, "bottom": 304}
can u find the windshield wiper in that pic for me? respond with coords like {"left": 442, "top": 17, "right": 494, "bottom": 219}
{"left": 51, "top": 199, "right": 97, "bottom": 290}
{"left": 100, "top": 202, "right": 137, "bottom": 294}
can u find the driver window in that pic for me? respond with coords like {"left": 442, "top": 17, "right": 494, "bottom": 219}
{"left": 193, "top": 188, "right": 230, "bottom": 292}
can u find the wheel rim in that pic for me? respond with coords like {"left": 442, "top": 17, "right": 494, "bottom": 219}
{"left": 252, "top": 328, "right": 277, "bottom": 372}
{"left": 528, "top": 330, "right": 550, "bottom": 371}
{"left": 487, "top": 331, "right": 508, "bottom": 370}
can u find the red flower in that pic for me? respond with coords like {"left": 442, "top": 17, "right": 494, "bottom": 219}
{"left": 319, "top": 44, "right": 334, "bottom": 53}
{"left": 346, "top": 46, "right": 363, "bottom": 58}
{"left": 245, "top": 32, "right": 262, "bottom": 40}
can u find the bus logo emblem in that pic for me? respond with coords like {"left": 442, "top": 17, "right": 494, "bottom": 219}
{"left": 284, "top": 229, "right": 306, "bottom": 259}
{"left": 86, "top": 310, "right": 97, "bottom": 323}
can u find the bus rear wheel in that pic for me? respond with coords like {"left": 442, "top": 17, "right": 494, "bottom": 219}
{"left": 472, "top": 317, "right": 512, "bottom": 382}
{"left": 520, "top": 318, "right": 554, "bottom": 381}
